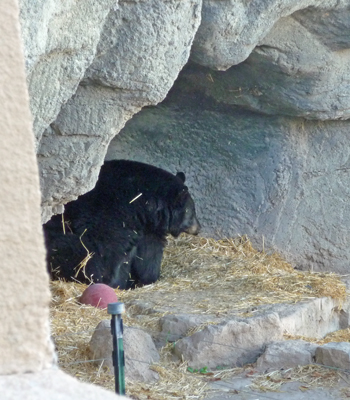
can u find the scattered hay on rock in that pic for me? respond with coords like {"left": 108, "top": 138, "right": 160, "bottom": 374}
{"left": 284, "top": 326, "right": 350, "bottom": 345}
{"left": 250, "top": 364, "right": 340, "bottom": 392}
{"left": 49, "top": 234, "right": 348, "bottom": 398}
{"left": 120, "top": 234, "right": 346, "bottom": 318}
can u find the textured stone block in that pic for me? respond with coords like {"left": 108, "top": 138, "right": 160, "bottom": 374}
{"left": 316, "top": 342, "right": 350, "bottom": 370}
{"left": 89, "top": 319, "right": 160, "bottom": 382}
{"left": 174, "top": 313, "right": 283, "bottom": 369}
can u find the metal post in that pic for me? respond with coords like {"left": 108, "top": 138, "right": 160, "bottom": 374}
{"left": 107, "top": 302, "right": 126, "bottom": 395}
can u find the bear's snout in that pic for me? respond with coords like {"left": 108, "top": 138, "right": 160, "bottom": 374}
{"left": 185, "top": 218, "right": 201, "bottom": 235}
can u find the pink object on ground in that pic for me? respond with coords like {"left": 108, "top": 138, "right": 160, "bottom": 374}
{"left": 80, "top": 283, "right": 118, "bottom": 309}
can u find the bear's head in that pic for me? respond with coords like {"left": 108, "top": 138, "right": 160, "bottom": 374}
{"left": 169, "top": 189, "right": 201, "bottom": 238}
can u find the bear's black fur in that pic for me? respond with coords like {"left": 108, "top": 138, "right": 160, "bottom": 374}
{"left": 44, "top": 160, "right": 201, "bottom": 289}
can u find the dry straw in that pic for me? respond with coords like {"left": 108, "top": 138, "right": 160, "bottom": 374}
{"left": 250, "top": 364, "right": 341, "bottom": 392}
{"left": 50, "top": 234, "right": 348, "bottom": 398}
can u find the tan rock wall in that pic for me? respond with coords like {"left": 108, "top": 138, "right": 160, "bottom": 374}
{"left": 0, "top": 0, "right": 54, "bottom": 374}
{"left": 0, "top": 1, "right": 126, "bottom": 398}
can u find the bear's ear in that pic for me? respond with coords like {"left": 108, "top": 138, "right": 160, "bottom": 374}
{"left": 176, "top": 172, "right": 186, "bottom": 183}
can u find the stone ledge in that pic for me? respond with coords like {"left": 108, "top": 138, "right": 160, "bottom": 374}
{"left": 0, "top": 368, "right": 126, "bottom": 399}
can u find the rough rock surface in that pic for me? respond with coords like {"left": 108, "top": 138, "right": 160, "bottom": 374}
{"left": 174, "top": 313, "right": 283, "bottom": 369}
{"left": 131, "top": 295, "right": 350, "bottom": 344}
{"left": 274, "top": 297, "right": 349, "bottom": 338}
{"left": 256, "top": 340, "right": 317, "bottom": 371}
{"left": 107, "top": 87, "right": 350, "bottom": 274}
{"left": 159, "top": 297, "right": 349, "bottom": 344}
{"left": 188, "top": 8, "right": 350, "bottom": 120}
{"left": 205, "top": 375, "right": 347, "bottom": 400}
{"left": 18, "top": 0, "right": 350, "bottom": 271}
{"left": 190, "top": 0, "right": 345, "bottom": 70}
{"left": 315, "top": 342, "right": 350, "bottom": 369}
{"left": 19, "top": 0, "right": 116, "bottom": 145}
{"left": 89, "top": 319, "right": 160, "bottom": 383}
{"left": 36, "top": 0, "right": 201, "bottom": 220}
{"left": 0, "top": 368, "right": 125, "bottom": 400}
{"left": 159, "top": 314, "right": 225, "bottom": 343}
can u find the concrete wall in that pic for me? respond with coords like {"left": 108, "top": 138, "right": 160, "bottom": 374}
{"left": 0, "top": 0, "right": 54, "bottom": 374}
{"left": 0, "top": 0, "right": 125, "bottom": 398}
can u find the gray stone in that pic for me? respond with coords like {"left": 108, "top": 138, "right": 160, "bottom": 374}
{"left": 37, "top": 0, "right": 201, "bottom": 220}
{"left": 18, "top": 0, "right": 116, "bottom": 145}
{"left": 107, "top": 88, "right": 350, "bottom": 274}
{"left": 204, "top": 379, "right": 346, "bottom": 400}
{"left": 316, "top": 342, "right": 350, "bottom": 369}
{"left": 126, "top": 297, "right": 350, "bottom": 351}
{"left": 198, "top": 11, "right": 350, "bottom": 120}
{"left": 256, "top": 340, "right": 317, "bottom": 371}
{"left": 191, "top": 0, "right": 344, "bottom": 70}
{"left": 174, "top": 313, "right": 283, "bottom": 369}
{"left": 89, "top": 319, "right": 160, "bottom": 383}
{"left": 275, "top": 297, "right": 349, "bottom": 339}
{"left": 18, "top": 0, "right": 350, "bottom": 273}
{"left": 159, "top": 314, "right": 224, "bottom": 343}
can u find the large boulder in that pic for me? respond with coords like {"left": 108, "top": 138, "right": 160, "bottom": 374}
{"left": 316, "top": 342, "right": 350, "bottom": 370}
{"left": 89, "top": 319, "right": 160, "bottom": 383}
{"left": 256, "top": 340, "right": 317, "bottom": 371}
{"left": 36, "top": 0, "right": 201, "bottom": 221}
{"left": 174, "top": 313, "right": 283, "bottom": 369}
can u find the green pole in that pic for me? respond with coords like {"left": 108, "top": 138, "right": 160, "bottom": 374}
{"left": 108, "top": 302, "right": 126, "bottom": 395}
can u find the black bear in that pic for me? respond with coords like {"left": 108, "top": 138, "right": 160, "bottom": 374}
{"left": 44, "top": 160, "right": 201, "bottom": 289}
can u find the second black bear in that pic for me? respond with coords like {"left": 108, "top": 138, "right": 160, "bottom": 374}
{"left": 44, "top": 160, "right": 201, "bottom": 289}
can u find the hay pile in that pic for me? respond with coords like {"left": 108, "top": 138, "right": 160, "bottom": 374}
{"left": 120, "top": 234, "right": 346, "bottom": 317}
{"left": 50, "top": 234, "right": 348, "bottom": 399}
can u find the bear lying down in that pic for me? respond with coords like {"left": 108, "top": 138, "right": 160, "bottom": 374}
{"left": 44, "top": 160, "right": 201, "bottom": 289}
